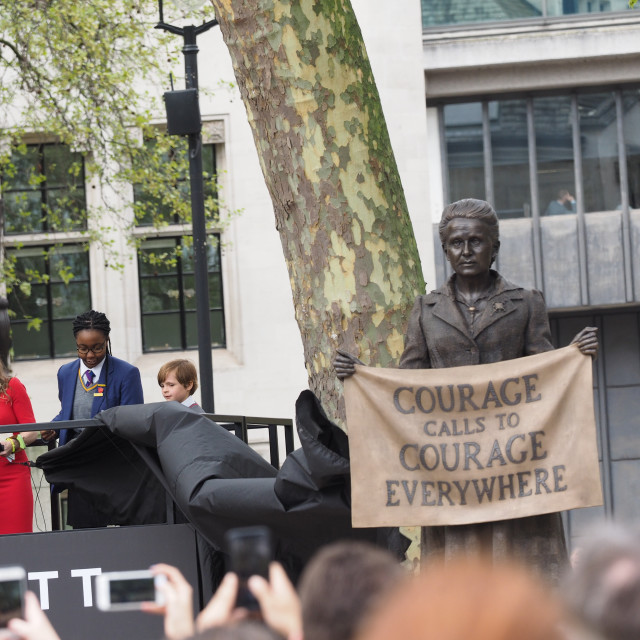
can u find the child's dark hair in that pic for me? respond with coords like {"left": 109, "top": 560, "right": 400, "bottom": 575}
{"left": 157, "top": 359, "right": 198, "bottom": 396}
{"left": 73, "top": 310, "right": 111, "bottom": 338}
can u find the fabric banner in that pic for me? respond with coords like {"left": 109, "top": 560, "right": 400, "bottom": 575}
{"left": 345, "top": 345, "right": 603, "bottom": 527}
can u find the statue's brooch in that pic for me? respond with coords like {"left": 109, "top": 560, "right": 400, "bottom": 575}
{"left": 493, "top": 302, "right": 505, "bottom": 313}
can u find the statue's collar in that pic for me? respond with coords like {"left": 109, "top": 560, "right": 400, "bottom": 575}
{"left": 443, "top": 271, "right": 522, "bottom": 300}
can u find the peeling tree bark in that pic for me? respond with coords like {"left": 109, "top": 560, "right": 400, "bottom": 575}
{"left": 210, "top": 0, "right": 425, "bottom": 424}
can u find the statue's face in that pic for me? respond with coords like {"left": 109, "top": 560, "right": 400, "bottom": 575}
{"left": 443, "top": 218, "right": 498, "bottom": 279}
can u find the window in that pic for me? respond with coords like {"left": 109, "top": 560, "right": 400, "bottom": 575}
{"left": 133, "top": 140, "right": 217, "bottom": 226}
{"left": 443, "top": 102, "right": 486, "bottom": 204}
{"left": 491, "top": 99, "right": 530, "bottom": 219}
{"left": 7, "top": 245, "right": 91, "bottom": 360}
{"left": 138, "top": 235, "right": 225, "bottom": 352}
{"left": 532, "top": 95, "right": 575, "bottom": 216}
{"left": 421, "top": 0, "right": 632, "bottom": 28}
{"left": 1, "top": 143, "right": 86, "bottom": 234}
{"left": 439, "top": 86, "right": 640, "bottom": 218}
{"left": 624, "top": 88, "right": 640, "bottom": 209}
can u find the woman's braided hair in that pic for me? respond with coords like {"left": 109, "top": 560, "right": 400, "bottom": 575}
{"left": 72, "top": 310, "right": 112, "bottom": 355}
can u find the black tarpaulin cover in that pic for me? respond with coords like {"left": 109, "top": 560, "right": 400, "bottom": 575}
{"left": 37, "top": 391, "right": 406, "bottom": 575}
{"left": 36, "top": 424, "right": 167, "bottom": 527}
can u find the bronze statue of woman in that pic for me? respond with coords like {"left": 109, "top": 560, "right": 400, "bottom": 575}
{"left": 335, "top": 198, "right": 598, "bottom": 580}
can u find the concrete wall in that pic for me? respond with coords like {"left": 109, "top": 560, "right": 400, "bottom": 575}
{"left": 423, "top": 14, "right": 640, "bottom": 100}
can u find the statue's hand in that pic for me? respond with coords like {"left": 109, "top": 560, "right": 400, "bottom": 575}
{"left": 333, "top": 348, "right": 364, "bottom": 380}
{"left": 571, "top": 326, "right": 598, "bottom": 359}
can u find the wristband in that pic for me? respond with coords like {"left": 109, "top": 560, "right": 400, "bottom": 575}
{"left": 16, "top": 434, "right": 26, "bottom": 450}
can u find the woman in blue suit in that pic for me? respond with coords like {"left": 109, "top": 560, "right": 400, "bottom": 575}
{"left": 43, "top": 310, "right": 144, "bottom": 527}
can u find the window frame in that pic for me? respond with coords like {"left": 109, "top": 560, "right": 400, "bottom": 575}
{"left": 136, "top": 233, "right": 226, "bottom": 353}
{"left": 6, "top": 242, "right": 92, "bottom": 361}
{"left": 433, "top": 84, "right": 640, "bottom": 220}
{"left": 1, "top": 142, "right": 87, "bottom": 236}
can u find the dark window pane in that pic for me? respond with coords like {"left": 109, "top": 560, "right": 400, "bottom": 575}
{"left": 181, "top": 275, "right": 198, "bottom": 310}
{"left": 3, "top": 146, "right": 39, "bottom": 190}
{"left": 138, "top": 238, "right": 179, "bottom": 275}
{"left": 184, "top": 311, "right": 224, "bottom": 348}
{"left": 622, "top": 89, "right": 640, "bottom": 209}
{"left": 7, "top": 244, "right": 91, "bottom": 360}
{"left": 3, "top": 191, "right": 43, "bottom": 234}
{"left": 422, "top": 0, "right": 542, "bottom": 27}
{"left": 11, "top": 322, "right": 51, "bottom": 360}
{"left": 138, "top": 234, "right": 224, "bottom": 352}
{"left": 50, "top": 283, "right": 91, "bottom": 318}
{"left": 140, "top": 276, "right": 181, "bottom": 312}
{"left": 535, "top": 96, "right": 576, "bottom": 216}
{"left": 207, "top": 240, "right": 221, "bottom": 271}
{"left": 579, "top": 92, "right": 619, "bottom": 212}
{"left": 545, "top": 0, "right": 631, "bottom": 16}
{"left": 142, "top": 313, "right": 182, "bottom": 351}
{"left": 43, "top": 144, "right": 82, "bottom": 188}
{"left": 47, "top": 187, "right": 87, "bottom": 231}
{"left": 133, "top": 139, "right": 216, "bottom": 226}
{"left": 11, "top": 252, "right": 47, "bottom": 279}
{"left": 9, "top": 283, "right": 48, "bottom": 319}
{"left": 138, "top": 257, "right": 178, "bottom": 277}
{"left": 202, "top": 144, "right": 216, "bottom": 176}
{"left": 179, "top": 239, "right": 220, "bottom": 273}
{"left": 2, "top": 144, "right": 86, "bottom": 234}
{"left": 210, "top": 309, "right": 225, "bottom": 345}
{"left": 52, "top": 320, "right": 78, "bottom": 358}
{"left": 208, "top": 272, "right": 223, "bottom": 307}
{"left": 422, "top": 0, "right": 631, "bottom": 27}
{"left": 444, "top": 102, "right": 485, "bottom": 202}
{"left": 49, "top": 248, "right": 90, "bottom": 281}
{"left": 490, "top": 99, "right": 531, "bottom": 219}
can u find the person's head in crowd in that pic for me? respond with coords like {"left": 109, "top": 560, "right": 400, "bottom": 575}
{"left": 298, "top": 540, "right": 406, "bottom": 640}
{"left": 562, "top": 524, "right": 640, "bottom": 640}
{"left": 354, "top": 555, "right": 563, "bottom": 640}
{"left": 158, "top": 359, "right": 199, "bottom": 403}
{"left": 73, "top": 310, "right": 112, "bottom": 369}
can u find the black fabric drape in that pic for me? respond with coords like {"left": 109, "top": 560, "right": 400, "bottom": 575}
{"left": 37, "top": 391, "right": 407, "bottom": 582}
{"left": 37, "top": 427, "right": 166, "bottom": 527}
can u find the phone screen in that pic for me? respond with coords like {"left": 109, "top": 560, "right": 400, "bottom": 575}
{"left": 96, "top": 570, "right": 164, "bottom": 611}
{"left": 109, "top": 577, "right": 156, "bottom": 605}
{"left": 225, "top": 526, "right": 273, "bottom": 611}
{"left": 0, "top": 578, "right": 25, "bottom": 628}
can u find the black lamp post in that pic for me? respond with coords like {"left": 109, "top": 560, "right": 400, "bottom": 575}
{"left": 156, "top": 0, "right": 218, "bottom": 413}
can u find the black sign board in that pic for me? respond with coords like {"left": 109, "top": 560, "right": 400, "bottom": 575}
{"left": 0, "top": 524, "right": 199, "bottom": 640}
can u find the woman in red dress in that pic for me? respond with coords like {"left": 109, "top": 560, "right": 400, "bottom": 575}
{"left": 0, "top": 361, "right": 39, "bottom": 534}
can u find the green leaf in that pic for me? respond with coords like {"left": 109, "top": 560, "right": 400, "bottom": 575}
{"left": 25, "top": 317, "right": 43, "bottom": 332}
{"left": 18, "top": 282, "right": 32, "bottom": 297}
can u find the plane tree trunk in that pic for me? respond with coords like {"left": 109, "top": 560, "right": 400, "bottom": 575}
{"left": 210, "top": 0, "right": 425, "bottom": 424}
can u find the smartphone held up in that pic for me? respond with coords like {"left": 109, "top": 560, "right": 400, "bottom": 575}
{"left": 95, "top": 570, "right": 166, "bottom": 612}
{"left": 225, "top": 526, "right": 273, "bottom": 612}
{"left": 0, "top": 566, "right": 27, "bottom": 628}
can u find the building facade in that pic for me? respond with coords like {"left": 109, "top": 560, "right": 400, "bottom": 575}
{"left": 421, "top": 0, "right": 640, "bottom": 547}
